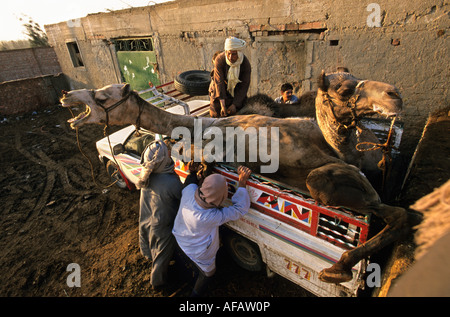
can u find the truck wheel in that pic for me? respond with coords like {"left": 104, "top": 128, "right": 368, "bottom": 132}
{"left": 224, "top": 231, "right": 263, "bottom": 272}
{"left": 174, "top": 70, "right": 210, "bottom": 96}
{"left": 106, "top": 160, "right": 128, "bottom": 189}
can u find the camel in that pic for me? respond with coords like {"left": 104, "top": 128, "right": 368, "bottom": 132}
{"left": 239, "top": 69, "right": 403, "bottom": 189}
{"left": 237, "top": 90, "right": 317, "bottom": 118}
{"left": 387, "top": 180, "right": 449, "bottom": 296}
{"left": 60, "top": 83, "right": 409, "bottom": 284}
{"left": 316, "top": 70, "right": 402, "bottom": 185}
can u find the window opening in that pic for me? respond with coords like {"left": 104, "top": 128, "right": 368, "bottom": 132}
{"left": 329, "top": 40, "right": 339, "bottom": 46}
{"left": 67, "top": 42, "right": 84, "bottom": 67}
{"left": 115, "top": 38, "right": 154, "bottom": 52}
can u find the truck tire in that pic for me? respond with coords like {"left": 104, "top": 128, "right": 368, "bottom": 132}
{"left": 174, "top": 70, "right": 210, "bottom": 96}
{"left": 224, "top": 231, "right": 263, "bottom": 272}
{"left": 106, "top": 160, "right": 128, "bottom": 189}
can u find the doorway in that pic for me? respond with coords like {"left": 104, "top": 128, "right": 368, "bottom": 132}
{"left": 115, "top": 38, "right": 160, "bottom": 99}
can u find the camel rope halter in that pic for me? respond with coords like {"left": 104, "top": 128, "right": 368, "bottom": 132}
{"left": 322, "top": 80, "right": 398, "bottom": 191}
{"left": 88, "top": 89, "right": 141, "bottom": 132}
{"left": 322, "top": 80, "right": 367, "bottom": 134}
{"left": 64, "top": 88, "right": 140, "bottom": 189}
{"left": 90, "top": 89, "right": 147, "bottom": 189}
{"left": 356, "top": 116, "right": 398, "bottom": 192}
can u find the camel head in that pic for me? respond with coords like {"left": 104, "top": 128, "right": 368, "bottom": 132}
{"left": 61, "top": 83, "right": 132, "bottom": 129}
{"left": 317, "top": 69, "right": 402, "bottom": 119}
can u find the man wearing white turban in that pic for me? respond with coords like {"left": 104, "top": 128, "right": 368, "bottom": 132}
{"left": 209, "top": 37, "right": 251, "bottom": 117}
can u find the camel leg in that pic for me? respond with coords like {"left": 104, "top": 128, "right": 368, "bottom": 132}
{"left": 306, "top": 163, "right": 409, "bottom": 284}
{"left": 319, "top": 204, "right": 409, "bottom": 284}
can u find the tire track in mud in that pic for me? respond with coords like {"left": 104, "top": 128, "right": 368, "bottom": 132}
{"left": 33, "top": 128, "right": 118, "bottom": 192}
{"left": 0, "top": 141, "right": 23, "bottom": 215}
{"left": 35, "top": 149, "right": 89, "bottom": 195}
{"left": 96, "top": 199, "right": 116, "bottom": 244}
{"left": 1, "top": 133, "right": 73, "bottom": 266}
{"left": 5, "top": 133, "right": 117, "bottom": 293}
{"left": 1, "top": 108, "right": 138, "bottom": 296}
{"left": 28, "top": 170, "right": 56, "bottom": 220}
{"left": 14, "top": 131, "right": 92, "bottom": 198}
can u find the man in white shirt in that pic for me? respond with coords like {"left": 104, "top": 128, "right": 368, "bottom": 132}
{"left": 172, "top": 164, "right": 252, "bottom": 296}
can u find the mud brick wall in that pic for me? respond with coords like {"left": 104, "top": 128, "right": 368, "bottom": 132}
{"left": 0, "top": 74, "right": 68, "bottom": 116}
{"left": 0, "top": 47, "right": 62, "bottom": 82}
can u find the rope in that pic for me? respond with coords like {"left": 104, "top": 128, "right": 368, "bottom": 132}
{"left": 102, "top": 123, "right": 125, "bottom": 178}
{"left": 355, "top": 116, "right": 398, "bottom": 192}
{"left": 355, "top": 117, "right": 396, "bottom": 154}
{"left": 67, "top": 107, "right": 119, "bottom": 189}
{"left": 66, "top": 89, "right": 138, "bottom": 190}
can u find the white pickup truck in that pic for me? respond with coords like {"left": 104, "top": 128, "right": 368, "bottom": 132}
{"left": 96, "top": 82, "right": 402, "bottom": 297}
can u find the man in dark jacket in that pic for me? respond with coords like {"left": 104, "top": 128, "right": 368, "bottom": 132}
{"left": 209, "top": 37, "right": 251, "bottom": 117}
{"left": 137, "top": 139, "right": 182, "bottom": 289}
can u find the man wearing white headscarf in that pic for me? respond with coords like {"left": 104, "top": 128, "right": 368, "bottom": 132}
{"left": 137, "top": 139, "right": 183, "bottom": 290}
{"left": 209, "top": 36, "right": 251, "bottom": 117}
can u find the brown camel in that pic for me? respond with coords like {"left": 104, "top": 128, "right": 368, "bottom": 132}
{"left": 316, "top": 70, "right": 402, "bottom": 182}
{"left": 239, "top": 69, "right": 403, "bottom": 186}
{"left": 60, "top": 83, "right": 409, "bottom": 284}
{"left": 237, "top": 91, "right": 317, "bottom": 118}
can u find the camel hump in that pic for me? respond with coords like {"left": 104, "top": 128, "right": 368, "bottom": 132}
{"left": 238, "top": 94, "right": 279, "bottom": 117}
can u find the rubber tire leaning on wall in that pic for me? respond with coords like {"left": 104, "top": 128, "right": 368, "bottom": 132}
{"left": 174, "top": 70, "right": 211, "bottom": 96}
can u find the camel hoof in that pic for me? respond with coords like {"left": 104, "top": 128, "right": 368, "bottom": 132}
{"left": 319, "top": 267, "right": 353, "bottom": 284}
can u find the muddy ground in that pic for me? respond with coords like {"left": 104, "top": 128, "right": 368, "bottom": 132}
{"left": 0, "top": 104, "right": 312, "bottom": 298}
{"left": 0, "top": 103, "right": 448, "bottom": 298}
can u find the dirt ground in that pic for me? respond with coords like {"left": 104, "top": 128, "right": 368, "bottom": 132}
{"left": 0, "top": 103, "right": 448, "bottom": 298}
{"left": 0, "top": 104, "right": 312, "bottom": 298}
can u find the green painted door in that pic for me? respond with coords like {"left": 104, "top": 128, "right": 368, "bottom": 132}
{"left": 115, "top": 38, "right": 160, "bottom": 100}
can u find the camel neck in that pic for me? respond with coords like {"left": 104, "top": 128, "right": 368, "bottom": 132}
{"left": 128, "top": 93, "right": 208, "bottom": 136}
{"left": 316, "top": 91, "right": 356, "bottom": 158}
{"left": 316, "top": 93, "right": 343, "bottom": 136}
